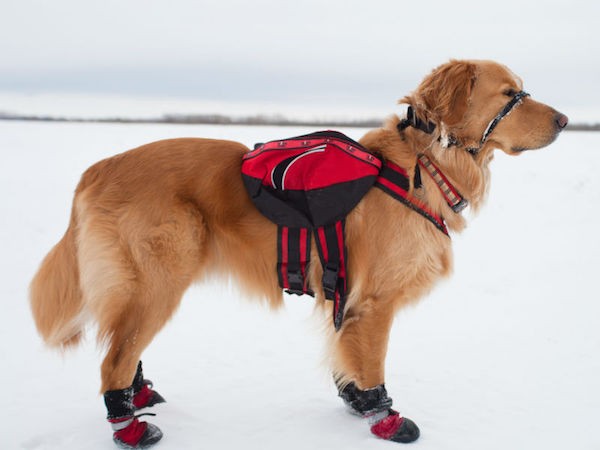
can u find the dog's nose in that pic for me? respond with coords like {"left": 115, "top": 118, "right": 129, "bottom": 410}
{"left": 556, "top": 113, "right": 569, "bottom": 130}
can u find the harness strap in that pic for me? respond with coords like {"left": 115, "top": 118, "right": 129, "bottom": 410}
{"left": 277, "top": 222, "right": 348, "bottom": 330}
{"left": 417, "top": 154, "right": 468, "bottom": 213}
{"left": 375, "top": 161, "right": 449, "bottom": 236}
{"left": 277, "top": 226, "right": 312, "bottom": 296}
{"left": 314, "top": 220, "right": 348, "bottom": 331}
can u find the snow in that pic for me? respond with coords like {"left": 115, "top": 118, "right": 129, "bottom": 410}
{"left": 1, "top": 120, "right": 599, "bottom": 449}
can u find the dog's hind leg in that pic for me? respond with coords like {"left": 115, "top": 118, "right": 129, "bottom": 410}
{"left": 98, "top": 267, "right": 195, "bottom": 449}
{"left": 99, "top": 296, "right": 171, "bottom": 449}
{"left": 78, "top": 200, "right": 206, "bottom": 449}
{"left": 331, "top": 296, "right": 420, "bottom": 443}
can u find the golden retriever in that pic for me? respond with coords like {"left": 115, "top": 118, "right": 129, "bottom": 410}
{"left": 30, "top": 59, "right": 567, "bottom": 448}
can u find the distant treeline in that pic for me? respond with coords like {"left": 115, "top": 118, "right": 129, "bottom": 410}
{"left": 564, "top": 123, "right": 600, "bottom": 131}
{"left": 0, "top": 112, "right": 381, "bottom": 128}
{"left": 0, "top": 112, "right": 598, "bottom": 131}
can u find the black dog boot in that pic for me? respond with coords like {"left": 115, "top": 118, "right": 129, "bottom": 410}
{"left": 337, "top": 381, "right": 393, "bottom": 416}
{"left": 132, "top": 361, "right": 166, "bottom": 410}
{"left": 104, "top": 386, "right": 163, "bottom": 449}
{"left": 337, "top": 381, "right": 419, "bottom": 443}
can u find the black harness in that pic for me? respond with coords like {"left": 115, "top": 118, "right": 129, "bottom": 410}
{"left": 399, "top": 90, "right": 530, "bottom": 156}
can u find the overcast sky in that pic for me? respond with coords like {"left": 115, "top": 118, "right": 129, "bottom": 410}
{"left": 1, "top": 0, "right": 598, "bottom": 116}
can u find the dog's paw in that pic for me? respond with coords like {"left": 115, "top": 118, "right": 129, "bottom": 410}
{"left": 370, "top": 410, "right": 420, "bottom": 443}
{"left": 112, "top": 418, "right": 163, "bottom": 449}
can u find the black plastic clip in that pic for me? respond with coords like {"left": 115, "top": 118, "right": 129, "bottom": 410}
{"left": 284, "top": 271, "right": 304, "bottom": 296}
{"left": 322, "top": 264, "right": 339, "bottom": 301}
{"left": 451, "top": 198, "right": 469, "bottom": 213}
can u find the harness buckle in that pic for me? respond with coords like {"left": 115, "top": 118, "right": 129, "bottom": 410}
{"left": 451, "top": 198, "right": 469, "bottom": 213}
{"left": 322, "top": 264, "right": 339, "bottom": 300}
{"left": 285, "top": 288, "right": 306, "bottom": 296}
{"left": 285, "top": 271, "right": 314, "bottom": 296}
{"left": 286, "top": 270, "right": 304, "bottom": 291}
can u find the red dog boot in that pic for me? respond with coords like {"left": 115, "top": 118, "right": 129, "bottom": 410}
{"left": 368, "top": 409, "right": 420, "bottom": 443}
{"left": 132, "top": 361, "right": 166, "bottom": 410}
{"left": 105, "top": 386, "right": 163, "bottom": 449}
{"left": 337, "top": 381, "right": 420, "bottom": 443}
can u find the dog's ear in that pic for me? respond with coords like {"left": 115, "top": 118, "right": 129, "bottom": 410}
{"left": 403, "top": 60, "right": 477, "bottom": 127}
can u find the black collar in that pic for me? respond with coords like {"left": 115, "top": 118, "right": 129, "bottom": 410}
{"left": 397, "top": 106, "right": 436, "bottom": 135}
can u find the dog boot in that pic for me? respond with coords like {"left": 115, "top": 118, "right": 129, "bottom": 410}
{"left": 368, "top": 408, "right": 420, "bottom": 443}
{"left": 337, "top": 381, "right": 392, "bottom": 416}
{"left": 132, "top": 361, "right": 166, "bottom": 410}
{"left": 105, "top": 386, "right": 163, "bottom": 449}
{"left": 337, "top": 381, "right": 419, "bottom": 443}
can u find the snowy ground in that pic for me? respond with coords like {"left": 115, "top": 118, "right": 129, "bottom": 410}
{"left": 1, "top": 120, "right": 598, "bottom": 450}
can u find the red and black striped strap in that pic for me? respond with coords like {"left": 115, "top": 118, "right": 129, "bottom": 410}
{"left": 375, "top": 161, "right": 449, "bottom": 236}
{"left": 277, "top": 226, "right": 313, "bottom": 296}
{"left": 314, "top": 220, "right": 348, "bottom": 331}
{"left": 417, "top": 154, "right": 468, "bottom": 213}
{"left": 277, "top": 222, "right": 348, "bottom": 330}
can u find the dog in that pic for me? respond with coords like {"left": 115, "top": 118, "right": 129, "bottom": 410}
{"left": 30, "top": 59, "right": 567, "bottom": 448}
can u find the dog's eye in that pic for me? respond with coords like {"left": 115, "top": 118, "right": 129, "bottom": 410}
{"left": 504, "top": 89, "right": 518, "bottom": 97}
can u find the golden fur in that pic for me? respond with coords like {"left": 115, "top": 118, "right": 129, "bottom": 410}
{"left": 30, "top": 60, "right": 565, "bottom": 394}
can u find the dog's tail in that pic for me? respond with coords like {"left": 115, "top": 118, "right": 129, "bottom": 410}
{"left": 30, "top": 206, "right": 86, "bottom": 350}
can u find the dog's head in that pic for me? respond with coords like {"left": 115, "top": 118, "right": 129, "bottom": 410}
{"left": 401, "top": 60, "right": 568, "bottom": 156}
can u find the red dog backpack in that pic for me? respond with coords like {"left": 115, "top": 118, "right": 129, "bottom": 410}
{"left": 241, "top": 130, "right": 455, "bottom": 330}
{"left": 241, "top": 131, "right": 381, "bottom": 329}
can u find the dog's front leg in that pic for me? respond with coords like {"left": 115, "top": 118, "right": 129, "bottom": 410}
{"left": 332, "top": 296, "right": 420, "bottom": 443}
